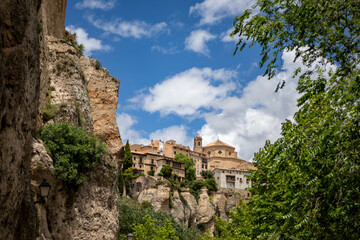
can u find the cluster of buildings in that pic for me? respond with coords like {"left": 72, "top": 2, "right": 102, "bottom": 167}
{"left": 130, "top": 135, "right": 255, "bottom": 190}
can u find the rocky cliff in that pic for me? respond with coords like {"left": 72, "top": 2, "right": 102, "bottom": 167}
{"left": 130, "top": 176, "right": 250, "bottom": 234}
{"left": 81, "top": 57, "right": 123, "bottom": 154}
{"left": 0, "top": 0, "right": 41, "bottom": 239}
{"left": 30, "top": 20, "right": 121, "bottom": 240}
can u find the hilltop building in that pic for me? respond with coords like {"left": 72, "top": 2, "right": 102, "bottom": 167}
{"left": 130, "top": 135, "right": 255, "bottom": 190}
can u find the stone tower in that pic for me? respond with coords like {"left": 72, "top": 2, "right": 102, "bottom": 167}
{"left": 193, "top": 135, "right": 203, "bottom": 153}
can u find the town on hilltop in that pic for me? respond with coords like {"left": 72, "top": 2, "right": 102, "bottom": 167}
{"left": 130, "top": 135, "right": 256, "bottom": 190}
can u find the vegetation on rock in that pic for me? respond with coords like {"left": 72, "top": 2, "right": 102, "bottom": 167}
{"left": 64, "top": 30, "right": 85, "bottom": 55}
{"left": 118, "top": 199, "right": 201, "bottom": 240}
{"left": 39, "top": 122, "right": 106, "bottom": 185}
{"left": 159, "top": 165, "right": 174, "bottom": 179}
{"left": 175, "top": 153, "right": 196, "bottom": 182}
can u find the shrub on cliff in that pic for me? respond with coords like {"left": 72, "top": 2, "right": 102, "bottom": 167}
{"left": 39, "top": 122, "right": 105, "bottom": 185}
{"left": 118, "top": 199, "right": 201, "bottom": 240}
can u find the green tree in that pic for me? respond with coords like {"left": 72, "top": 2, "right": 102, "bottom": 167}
{"left": 39, "top": 122, "right": 105, "bottom": 185}
{"left": 133, "top": 215, "right": 179, "bottom": 240}
{"left": 223, "top": 0, "right": 360, "bottom": 239}
{"left": 174, "top": 153, "right": 196, "bottom": 182}
{"left": 160, "top": 165, "right": 173, "bottom": 179}
{"left": 123, "top": 140, "right": 133, "bottom": 171}
{"left": 231, "top": 0, "right": 360, "bottom": 80}
{"left": 200, "top": 170, "right": 214, "bottom": 179}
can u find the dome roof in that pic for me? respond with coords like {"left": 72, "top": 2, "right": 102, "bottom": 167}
{"left": 203, "top": 139, "right": 234, "bottom": 149}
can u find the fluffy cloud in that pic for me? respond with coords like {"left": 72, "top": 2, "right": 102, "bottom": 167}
{"left": 116, "top": 113, "right": 191, "bottom": 146}
{"left": 131, "top": 67, "right": 237, "bottom": 116}
{"left": 87, "top": 16, "right": 168, "bottom": 39}
{"left": 75, "top": 0, "right": 116, "bottom": 10}
{"left": 198, "top": 51, "right": 303, "bottom": 160}
{"left": 190, "top": 0, "right": 255, "bottom": 25}
{"left": 185, "top": 29, "right": 216, "bottom": 56}
{"left": 66, "top": 26, "right": 111, "bottom": 56}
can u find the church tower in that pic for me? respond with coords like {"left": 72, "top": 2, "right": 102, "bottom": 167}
{"left": 193, "top": 135, "right": 203, "bottom": 153}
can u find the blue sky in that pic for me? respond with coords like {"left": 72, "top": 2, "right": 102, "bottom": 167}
{"left": 65, "top": 0, "right": 301, "bottom": 160}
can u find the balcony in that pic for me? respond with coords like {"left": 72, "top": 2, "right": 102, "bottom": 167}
{"left": 226, "top": 175, "right": 235, "bottom": 182}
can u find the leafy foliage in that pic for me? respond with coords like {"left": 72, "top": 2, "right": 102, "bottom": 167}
{"left": 231, "top": 0, "right": 360, "bottom": 80}
{"left": 205, "top": 178, "right": 218, "bottom": 192}
{"left": 39, "top": 122, "right": 105, "bottom": 185}
{"left": 200, "top": 170, "right": 214, "bottom": 179}
{"left": 147, "top": 170, "right": 155, "bottom": 176}
{"left": 118, "top": 199, "right": 201, "bottom": 240}
{"left": 224, "top": 0, "right": 360, "bottom": 239}
{"left": 64, "top": 30, "right": 85, "bottom": 56}
{"left": 133, "top": 215, "right": 179, "bottom": 240}
{"left": 160, "top": 165, "right": 173, "bottom": 179}
{"left": 175, "top": 153, "right": 196, "bottom": 182}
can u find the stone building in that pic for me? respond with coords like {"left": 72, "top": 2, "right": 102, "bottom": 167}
{"left": 130, "top": 135, "right": 254, "bottom": 185}
{"left": 213, "top": 168, "right": 252, "bottom": 192}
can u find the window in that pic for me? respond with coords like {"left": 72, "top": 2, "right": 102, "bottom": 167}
{"left": 205, "top": 165, "right": 207, "bottom": 169}
{"left": 202, "top": 164, "right": 204, "bottom": 168}
{"left": 134, "top": 157, "right": 136, "bottom": 160}
{"left": 140, "top": 165, "right": 142, "bottom": 168}
{"left": 247, "top": 193, "right": 250, "bottom": 197}
{"left": 151, "top": 166, "right": 153, "bottom": 170}
{"left": 229, "top": 152, "right": 231, "bottom": 156}
{"left": 151, "top": 159, "right": 154, "bottom": 164}
{"left": 217, "top": 177, "right": 219, "bottom": 180}
{"left": 166, "top": 160, "right": 170, "bottom": 165}
{"left": 174, "top": 151, "right": 176, "bottom": 154}
{"left": 139, "top": 157, "right": 143, "bottom": 163}
{"left": 198, "top": 142, "right": 200, "bottom": 146}
{"left": 133, "top": 164, "right": 136, "bottom": 167}
{"left": 207, "top": 151, "right": 211, "bottom": 156}
{"left": 218, "top": 150, "right": 222, "bottom": 154}
{"left": 240, "top": 178, "right": 243, "bottom": 183}
{"left": 246, "top": 178, "right": 250, "bottom": 184}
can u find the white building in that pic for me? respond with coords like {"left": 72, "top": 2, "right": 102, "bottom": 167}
{"left": 213, "top": 168, "right": 252, "bottom": 190}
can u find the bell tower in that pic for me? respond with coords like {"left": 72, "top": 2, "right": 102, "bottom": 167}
{"left": 193, "top": 135, "right": 203, "bottom": 153}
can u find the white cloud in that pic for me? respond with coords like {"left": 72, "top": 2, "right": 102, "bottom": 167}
{"left": 75, "top": 0, "right": 116, "bottom": 10}
{"left": 130, "top": 67, "right": 237, "bottom": 116}
{"left": 151, "top": 45, "right": 179, "bottom": 55}
{"left": 185, "top": 29, "right": 216, "bottom": 56}
{"left": 198, "top": 51, "right": 303, "bottom": 160}
{"left": 116, "top": 113, "right": 191, "bottom": 147}
{"left": 149, "top": 125, "right": 192, "bottom": 148}
{"left": 87, "top": 16, "right": 168, "bottom": 39}
{"left": 190, "top": 0, "right": 255, "bottom": 25}
{"left": 66, "top": 26, "right": 111, "bottom": 56}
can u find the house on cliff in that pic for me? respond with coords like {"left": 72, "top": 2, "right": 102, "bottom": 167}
{"left": 130, "top": 136, "right": 255, "bottom": 190}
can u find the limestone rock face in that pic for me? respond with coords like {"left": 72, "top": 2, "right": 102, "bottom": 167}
{"left": 130, "top": 176, "right": 248, "bottom": 233}
{"left": 196, "top": 187, "right": 216, "bottom": 225}
{"left": 38, "top": 0, "right": 67, "bottom": 39}
{"left": 80, "top": 57, "right": 123, "bottom": 154}
{"left": 41, "top": 36, "right": 94, "bottom": 133}
{"left": 31, "top": 139, "right": 119, "bottom": 240}
{"left": 0, "top": 0, "right": 41, "bottom": 239}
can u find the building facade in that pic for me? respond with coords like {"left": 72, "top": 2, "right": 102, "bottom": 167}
{"left": 129, "top": 135, "right": 254, "bottom": 186}
{"left": 213, "top": 168, "right": 252, "bottom": 191}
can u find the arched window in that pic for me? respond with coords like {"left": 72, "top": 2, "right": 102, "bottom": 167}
{"left": 198, "top": 142, "right": 200, "bottom": 146}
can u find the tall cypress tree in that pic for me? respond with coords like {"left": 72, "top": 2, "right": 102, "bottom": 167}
{"left": 122, "top": 140, "right": 133, "bottom": 171}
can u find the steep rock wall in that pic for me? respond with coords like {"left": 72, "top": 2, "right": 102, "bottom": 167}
{"left": 130, "top": 176, "right": 249, "bottom": 234}
{"left": 32, "top": 30, "right": 120, "bottom": 239}
{"left": 31, "top": 139, "right": 119, "bottom": 240}
{"left": 81, "top": 57, "right": 123, "bottom": 154}
{"left": 0, "top": 0, "right": 41, "bottom": 239}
